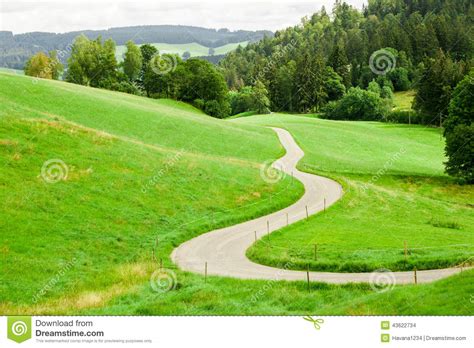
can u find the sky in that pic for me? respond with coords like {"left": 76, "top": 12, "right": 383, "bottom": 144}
{"left": 0, "top": 0, "right": 367, "bottom": 34}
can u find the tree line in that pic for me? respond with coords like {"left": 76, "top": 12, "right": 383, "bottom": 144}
{"left": 219, "top": 0, "right": 473, "bottom": 182}
{"left": 24, "top": 35, "right": 231, "bottom": 118}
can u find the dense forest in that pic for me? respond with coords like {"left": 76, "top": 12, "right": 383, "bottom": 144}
{"left": 220, "top": 0, "right": 473, "bottom": 116}
{"left": 0, "top": 25, "right": 271, "bottom": 69}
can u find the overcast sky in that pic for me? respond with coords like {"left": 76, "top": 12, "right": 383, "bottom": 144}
{"left": 0, "top": 0, "right": 366, "bottom": 34}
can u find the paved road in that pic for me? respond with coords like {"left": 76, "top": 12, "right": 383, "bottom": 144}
{"left": 171, "top": 128, "right": 463, "bottom": 285}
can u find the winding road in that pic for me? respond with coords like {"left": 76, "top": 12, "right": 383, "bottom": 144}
{"left": 171, "top": 128, "right": 463, "bottom": 284}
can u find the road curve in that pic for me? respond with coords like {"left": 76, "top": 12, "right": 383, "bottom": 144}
{"left": 171, "top": 127, "right": 463, "bottom": 284}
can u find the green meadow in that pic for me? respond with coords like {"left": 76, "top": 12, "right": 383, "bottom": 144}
{"left": 0, "top": 73, "right": 473, "bottom": 315}
{"left": 115, "top": 41, "right": 248, "bottom": 60}
{"left": 237, "top": 114, "right": 474, "bottom": 272}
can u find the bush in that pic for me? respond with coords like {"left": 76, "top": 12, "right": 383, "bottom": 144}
{"left": 228, "top": 87, "right": 253, "bottom": 115}
{"left": 388, "top": 67, "right": 411, "bottom": 91}
{"left": 204, "top": 99, "right": 230, "bottom": 119}
{"left": 322, "top": 87, "right": 390, "bottom": 121}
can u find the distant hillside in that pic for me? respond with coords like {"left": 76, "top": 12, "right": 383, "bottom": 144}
{"left": 115, "top": 41, "right": 249, "bottom": 62}
{"left": 0, "top": 25, "right": 272, "bottom": 69}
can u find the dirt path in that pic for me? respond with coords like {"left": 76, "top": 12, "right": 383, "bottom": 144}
{"left": 171, "top": 128, "right": 462, "bottom": 285}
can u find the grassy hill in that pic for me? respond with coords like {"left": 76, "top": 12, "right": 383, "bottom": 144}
{"left": 0, "top": 73, "right": 472, "bottom": 315}
{"left": 0, "top": 72, "right": 303, "bottom": 312}
{"left": 237, "top": 114, "right": 474, "bottom": 272}
{"left": 115, "top": 41, "right": 248, "bottom": 60}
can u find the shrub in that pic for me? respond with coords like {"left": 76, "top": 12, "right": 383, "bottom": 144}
{"left": 388, "top": 67, "right": 411, "bottom": 91}
{"left": 322, "top": 87, "right": 390, "bottom": 121}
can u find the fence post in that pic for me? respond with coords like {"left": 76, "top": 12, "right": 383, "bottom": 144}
{"left": 414, "top": 267, "right": 417, "bottom": 284}
{"left": 160, "top": 258, "right": 163, "bottom": 271}
{"left": 254, "top": 231, "right": 257, "bottom": 242}
{"left": 205, "top": 262, "right": 208, "bottom": 283}
{"left": 286, "top": 212, "right": 289, "bottom": 226}
{"left": 305, "top": 206, "right": 309, "bottom": 219}
{"left": 324, "top": 198, "right": 326, "bottom": 212}
{"left": 306, "top": 264, "right": 310, "bottom": 292}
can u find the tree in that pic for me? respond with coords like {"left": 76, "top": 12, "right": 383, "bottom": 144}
{"left": 443, "top": 70, "right": 474, "bottom": 182}
{"left": 138, "top": 44, "right": 158, "bottom": 95}
{"left": 271, "top": 61, "right": 297, "bottom": 111}
{"left": 329, "top": 42, "right": 351, "bottom": 87}
{"left": 251, "top": 80, "right": 271, "bottom": 114}
{"left": 413, "top": 49, "right": 466, "bottom": 122}
{"left": 123, "top": 40, "right": 142, "bottom": 82}
{"left": 368, "top": 80, "right": 382, "bottom": 95}
{"left": 66, "top": 35, "right": 118, "bottom": 87}
{"left": 24, "top": 51, "right": 63, "bottom": 79}
{"left": 388, "top": 67, "right": 411, "bottom": 91}
{"left": 296, "top": 51, "right": 328, "bottom": 112}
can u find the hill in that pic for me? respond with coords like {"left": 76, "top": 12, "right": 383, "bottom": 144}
{"left": 0, "top": 72, "right": 302, "bottom": 312}
{"left": 0, "top": 25, "right": 271, "bottom": 69}
{"left": 0, "top": 73, "right": 471, "bottom": 316}
{"left": 115, "top": 41, "right": 249, "bottom": 61}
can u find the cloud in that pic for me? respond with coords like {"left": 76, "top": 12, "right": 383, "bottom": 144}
{"left": 0, "top": 0, "right": 366, "bottom": 34}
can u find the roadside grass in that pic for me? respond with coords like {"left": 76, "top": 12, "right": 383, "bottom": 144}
{"left": 236, "top": 114, "right": 474, "bottom": 272}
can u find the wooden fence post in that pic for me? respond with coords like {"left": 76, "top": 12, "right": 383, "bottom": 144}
{"left": 414, "top": 267, "right": 417, "bottom": 284}
{"left": 306, "top": 264, "right": 310, "bottom": 292}
{"left": 305, "top": 206, "right": 309, "bottom": 219}
{"left": 205, "top": 262, "right": 208, "bottom": 283}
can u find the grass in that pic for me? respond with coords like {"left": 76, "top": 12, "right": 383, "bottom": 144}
{"left": 0, "top": 67, "right": 24, "bottom": 75}
{"left": 1, "top": 74, "right": 472, "bottom": 315}
{"left": 393, "top": 90, "right": 416, "bottom": 111}
{"left": 236, "top": 114, "right": 474, "bottom": 272}
{"left": 0, "top": 73, "right": 304, "bottom": 311}
{"left": 115, "top": 41, "right": 248, "bottom": 60}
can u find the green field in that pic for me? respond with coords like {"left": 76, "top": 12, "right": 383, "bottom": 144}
{"left": 237, "top": 114, "right": 474, "bottom": 272}
{"left": 115, "top": 41, "right": 248, "bottom": 60}
{"left": 1, "top": 73, "right": 473, "bottom": 315}
{"left": 393, "top": 90, "right": 416, "bottom": 111}
{"left": 0, "top": 67, "right": 24, "bottom": 75}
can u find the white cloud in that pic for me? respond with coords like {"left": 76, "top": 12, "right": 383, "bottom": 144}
{"left": 0, "top": 0, "right": 367, "bottom": 34}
